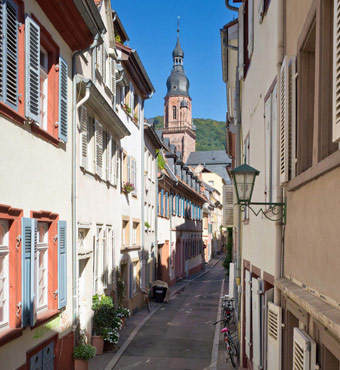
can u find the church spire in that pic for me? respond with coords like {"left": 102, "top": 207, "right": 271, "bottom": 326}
{"left": 172, "top": 16, "right": 184, "bottom": 65}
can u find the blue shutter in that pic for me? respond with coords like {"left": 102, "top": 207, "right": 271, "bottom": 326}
{"left": 58, "top": 220, "right": 67, "bottom": 309}
{"left": 1, "top": 0, "right": 18, "bottom": 109}
{"left": 42, "top": 342, "right": 54, "bottom": 369}
{"left": 58, "top": 56, "right": 68, "bottom": 142}
{"left": 170, "top": 193, "right": 173, "bottom": 215}
{"left": 161, "top": 189, "right": 164, "bottom": 216}
{"left": 30, "top": 350, "right": 43, "bottom": 370}
{"left": 165, "top": 192, "right": 168, "bottom": 217}
{"left": 25, "top": 15, "right": 40, "bottom": 122}
{"left": 21, "top": 218, "right": 37, "bottom": 327}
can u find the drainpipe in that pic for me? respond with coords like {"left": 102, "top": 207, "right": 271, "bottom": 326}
{"left": 275, "top": 0, "right": 285, "bottom": 305}
{"left": 141, "top": 103, "right": 145, "bottom": 290}
{"left": 225, "top": 0, "right": 238, "bottom": 12}
{"left": 71, "top": 33, "right": 102, "bottom": 333}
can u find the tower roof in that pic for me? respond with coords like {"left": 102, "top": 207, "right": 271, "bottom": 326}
{"left": 166, "top": 18, "right": 190, "bottom": 98}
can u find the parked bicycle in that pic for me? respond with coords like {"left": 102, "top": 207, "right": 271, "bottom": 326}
{"left": 221, "top": 295, "right": 234, "bottom": 326}
{"left": 213, "top": 318, "right": 239, "bottom": 368}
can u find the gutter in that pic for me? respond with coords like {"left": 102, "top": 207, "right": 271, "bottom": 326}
{"left": 73, "top": 0, "right": 106, "bottom": 37}
{"left": 71, "top": 33, "right": 102, "bottom": 334}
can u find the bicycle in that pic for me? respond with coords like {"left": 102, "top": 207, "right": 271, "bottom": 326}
{"left": 221, "top": 296, "right": 235, "bottom": 327}
{"left": 213, "top": 318, "right": 239, "bottom": 368}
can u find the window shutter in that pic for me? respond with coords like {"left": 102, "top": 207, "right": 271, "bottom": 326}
{"left": 58, "top": 56, "right": 68, "bottom": 142}
{"left": 21, "top": 218, "right": 37, "bottom": 327}
{"left": 292, "top": 328, "right": 316, "bottom": 370}
{"left": 333, "top": 0, "right": 340, "bottom": 142}
{"left": 80, "top": 105, "right": 88, "bottom": 168}
{"left": 2, "top": 0, "right": 18, "bottom": 109}
{"left": 58, "top": 220, "right": 67, "bottom": 309}
{"left": 165, "top": 192, "right": 168, "bottom": 217}
{"left": 238, "top": 4, "right": 245, "bottom": 79}
{"left": 95, "top": 119, "right": 103, "bottom": 177}
{"left": 252, "top": 278, "right": 263, "bottom": 370}
{"left": 279, "top": 57, "right": 289, "bottom": 184}
{"left": 258, "top": 0, "right": 265, "bottom": 23}
{"left": 127, "top": 156, "right": 131, "bottom": 183}
{"left": 42, "top": 342, "right": 54, "bottom": 368}
{"left": 223, "top": 184, "right": 234, "bottom": 227}
{"left": 161, "top": 189, "right": 164, "bottom": 216}
{"left": 267, "top": 302, "right": 282, "bottom": 370}
{"left": 111, "top": 58, "right": 116, "bottom": 96}
{"left": 245, "top": 269, "right": 252, "bottom": 359}
{"left": 102, "top": 47, "right": 106, "bottom": 83}
{"left": 288, "top": 58, "right": 297, "bottom": 179}
{"left": 106, "top": 133, "right": 112, "bottom": 182}
{"left": 25, "top": 16, "right": 40, "bottom": 122}
{"left": 30, "top": 350, "right": 43, "bottom": 369}
{"left": 248, "top": 0, "right": 254, "bottom": 59}
{"left": 265, "top": 97, "right": 272, "bottom": 201}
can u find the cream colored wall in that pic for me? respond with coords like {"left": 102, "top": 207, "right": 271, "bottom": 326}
{"left": 240, "top": 0, "right": 279, "bottom": 277}
{"left": 202, "top": 172, "right": 224, "bottom": 196}
{"left": 285, "top": 167, "right": 340, "bottom": 305}
{"left": 0, "top": 1, "right": 74, "bottom": 367}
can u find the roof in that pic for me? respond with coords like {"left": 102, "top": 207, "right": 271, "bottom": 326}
{"left": 186, "top": 150, "right": 231, "bottom": 166}
{"left": 173, "top": 37, "right": 184, "bottom": 58}
{"left": 204, "top": 165, "right": 231, "bottom": 184}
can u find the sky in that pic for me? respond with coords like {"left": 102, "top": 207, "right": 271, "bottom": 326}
{"left": 111, "top": 0, "right": 237, "bottom": 122}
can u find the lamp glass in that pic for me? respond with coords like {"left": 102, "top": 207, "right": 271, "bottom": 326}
{"left": 235, "top": 172, "right": 256, "bottom": 203}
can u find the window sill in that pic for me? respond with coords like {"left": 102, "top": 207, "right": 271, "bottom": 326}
{"left": 121, "top": 246, "right": 141, "bottom": 252}
{"left": 32, "top": 309, "right": 60, "bottom": 329}
{"left": 287, "top": 150, "right": 340, "bottom": 192}
{"left": 0, "top": 327, "right": 23, "bottom": 347}
{"left": 0, "top": 102, "right": 26, "bottom": 126}
{"left": 31, "top": 124, "right": 60, "bottom": 147}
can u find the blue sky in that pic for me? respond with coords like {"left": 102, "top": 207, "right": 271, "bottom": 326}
{"left": 111, "top": 1, "right": 236, "bottom": 121}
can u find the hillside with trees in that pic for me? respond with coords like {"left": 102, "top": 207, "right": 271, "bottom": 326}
{"left": 151, "top": 116, "right": 226, "bottom": 151}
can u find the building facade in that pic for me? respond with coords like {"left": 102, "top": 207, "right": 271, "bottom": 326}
{"left": 0, "top": 0, "right": 103, "bottom": 368}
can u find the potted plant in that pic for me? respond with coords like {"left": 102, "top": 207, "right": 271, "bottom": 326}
{"left": 145, "top": 221, "right": 151, "bottom": 232}
{"left": 92, "top": 294, "right": 122, "bottom": 354}
{"left": 123, "top": 104, "right": 132, "bottom": 115}
{"left": 116, "top": 307, "right": 130, "bottom": 328}
{"left": 123, "top": 182, "right": 135, "bottom": 194}
{"left": 73, "top": 339, "right": 96, "bottom": 370}
{"left": 133, "top": 113, "right": 138, "bottom": 123}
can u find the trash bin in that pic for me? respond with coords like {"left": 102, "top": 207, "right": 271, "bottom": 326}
{"left": 153, "top": 286, "right": 167, "bottom": 303}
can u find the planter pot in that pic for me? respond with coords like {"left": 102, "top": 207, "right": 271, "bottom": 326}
{"left": 74, "top": 359, "right": 88, "bottom": 370}
{"left": 91, "top": 335, "right": 104, "bottom": 355}
{"left": 104, "top": 341, "right": 117, "bottom": 352}
{"left": 121, "top": 317, "right": 126, "bottom": 329}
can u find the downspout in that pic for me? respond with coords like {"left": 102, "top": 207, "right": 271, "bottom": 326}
{"left": 275, "top": 0, "right": 285, "bottom": 305}
{"left": 225, "top": 0, "right": 238, "bottom": 12}
{"left": 71, "top": 33, "right": 102, "bottom": 333}
{"left": 141, "top": 102, "right": 145, "bottom": 290}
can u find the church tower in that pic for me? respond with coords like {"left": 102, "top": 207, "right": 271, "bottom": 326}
{"left": 163, "top": 20, "right": 196, "bottom": 163}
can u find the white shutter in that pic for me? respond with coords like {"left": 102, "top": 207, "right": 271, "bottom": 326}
{"left": 288, "top": 58, "right": 297, "bottom": 179}
{"left": 248, "top": 0, "right": 254, "bottom": 59}
{"left": 106, "top": 133, "right": 112, "bottom": 182}
{"left": 133, "top": 158, "right": 137, "bottom": 192}
{"left": 333, "top": 0, "right": 340, "bottom": 142}
{"left": 271, "top": 84, "right": 278, "bottom": 199}
{"left": 263, "top": 289, "right": 274, "bottom": 370}
{"left": 292, "top": 328, "right": 316, "bottom": 370}
{"left": 228, "top": 263, "right": 235, "bottom": 299}
{"left": 245, "top": 269, "right": 252, "bottom": 359}
{"left": 110, "top": 58, "right": 116, "bottom": 95}
{"left": 127, "top": 156, "right": 131, "bottom": 183}
{"left": 102, "top": 48, "right": 106, "bottom": 84}
{"left": 223, "top": 185, "right": 234, "bottom": 227}
{"left": 95, "top": 119, "right": 103, "bottom": 177}
{"left": 252, "top": 278, "right": 263, "bottom": 370}
{"left": 112, "top": 139, "right": 117, "bottom": 185}
{"left": 258, "top": 0, "right": 265, "bottom": 23}
{"left": 267, "top": 302, "right": 282, "bottom": 370}
{"left": 238, "top": 4, "right": 245, "bottom": 79}
{"left": 265, "top": 97, "right": 272, "bottom": 201}
{"left": 80, "top": 105, "right": 88, "bottom": 169}
{"left": 280, "top": 57, "right": 289, "bottom": 184}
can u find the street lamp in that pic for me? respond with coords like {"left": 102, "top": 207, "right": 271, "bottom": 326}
{"left": 231, "top": 164, "right": 286, "bottom": 223}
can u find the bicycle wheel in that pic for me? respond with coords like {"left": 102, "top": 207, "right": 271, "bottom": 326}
{"left": 228, "top": 339, "right": 238, "bottom": 368}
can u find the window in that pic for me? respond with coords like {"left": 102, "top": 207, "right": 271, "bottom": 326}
{"left": 102, "top": 228, "right": 108, "bottom": 288}
{"left": 37, "top": 222, "right": 48, "bottom": 311}
{"left": 208, "top": 180, "right": 214, "bottom": 187}
{"left": 93, "top": 226, "right": 101, "bottom": 293}
{"left": 133, "top": 93, "right": 138, "bottom": 123}
{"left": 122, "top": 219, "right": 129, "bottom": 248}
{"left": 39, "top": 47, "right": 48, "bottom": 130}
{"left": 0, "top": 220, "right": 9, "bottom": 328}
{"left": 25, "top": 16, "right": 68, "bottom": 142}
{"left": 172, "top": 106, "right": 177, "bottom": 120}
{"left": 132, "top": 221, "right": 140, "bottom": 246}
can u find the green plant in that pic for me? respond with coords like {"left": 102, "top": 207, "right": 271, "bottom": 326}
{"left": 144, "top": 221, "right": 151, "bottom": 229}
{"left": 123, "top": 104, "right": 132, "bottom": 114}
{"left": 222, "top": 228, "right": 233, "bottom": 273}
{"left": 92, "top": 294, "right": 122, "bottom": 344}
{"left": 115, "top": 34, "right": 121, "bottom": 43}
{"left": 116, "top": 307, "right": 130, "bottom": 319}
{"left": 133, "top": 113, "right": 138, "bottom": 122}
{"left": 73, "top": 344, "right": 96, "bottom": 360}
{"left": 117, "top": 275, "right": 125, "bottom": 306}
{"left": 123, "top": 182, "right": 135, "bottom": 193}
{"left": 156, "top": 150, "right": 166, "bottom": 170}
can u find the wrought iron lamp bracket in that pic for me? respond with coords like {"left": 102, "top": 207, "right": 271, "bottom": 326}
{"left": 238, "top": 201, "right": 286, "bottom": 224}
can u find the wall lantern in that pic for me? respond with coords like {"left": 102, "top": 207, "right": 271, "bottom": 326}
{"left": 231, "top": 164, "right": 286, "bottom": 223}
